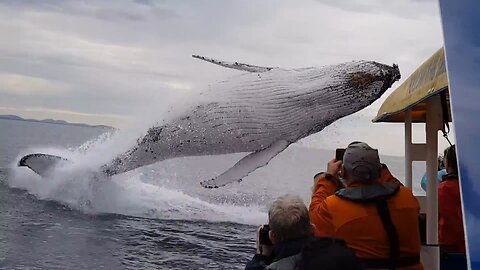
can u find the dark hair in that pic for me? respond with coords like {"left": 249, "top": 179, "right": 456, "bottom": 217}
{"left": 437, "top": 155, "right": 445, "bottom": 171}
{"left": 444, "top": 145, "right": 458, "bottom": 173}
{"left": 297, "top": 237, "right": 363, "bottom": 270}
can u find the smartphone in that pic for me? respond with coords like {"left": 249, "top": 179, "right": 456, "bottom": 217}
{"left": 335, "top": 148, "right": 346, "bottom": 161}
{"left": 259, "top": 225, "right": 272, "bottom": 246}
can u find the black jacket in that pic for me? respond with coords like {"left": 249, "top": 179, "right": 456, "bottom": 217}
{"left": 245, "top": 237, "right": 311, "bottom": 270}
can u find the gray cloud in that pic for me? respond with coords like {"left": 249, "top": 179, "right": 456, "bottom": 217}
{"left": 316, "top": 0, "right": 439, "bottom": 19}
{"left": 0, "top": 0, "right": 445, "bottom": 154}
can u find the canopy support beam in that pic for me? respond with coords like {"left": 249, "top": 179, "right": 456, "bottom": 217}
{"left": 426, "top": 95, "right": 442, "bottom": 245}
{"left": 405, "top": 110, "right": 413, "bottom": 189}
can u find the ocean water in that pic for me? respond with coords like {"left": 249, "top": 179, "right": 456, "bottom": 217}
{"left": 0, "top": 119, "right": 425, "bottom": 269}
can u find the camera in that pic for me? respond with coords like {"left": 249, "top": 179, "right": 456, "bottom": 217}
{"left": 259, "top": 225, "right": 272, "bottom": 246}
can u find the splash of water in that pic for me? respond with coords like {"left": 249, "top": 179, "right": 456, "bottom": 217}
{"left": 8, "top": 131, "right": 268, "bottom": 226}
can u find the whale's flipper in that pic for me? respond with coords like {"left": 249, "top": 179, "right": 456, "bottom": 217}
{"left": 192, "top": 55, "right": 276, "bottom": 73}
{"left": 18, "top": 153, "right": 70, "bottom": 177}
{"left": 200, "top": 140, "right": 290, "bottom": 188}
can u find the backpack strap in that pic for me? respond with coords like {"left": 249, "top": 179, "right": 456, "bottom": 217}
{"left": 360, "top": 199, "right": 420, "bottom": 269}
{"left": 336, "top": 186, "right": 420, "bottom": 269}
{"left": 376, "top": 199, "right": 400, "bottom": 268}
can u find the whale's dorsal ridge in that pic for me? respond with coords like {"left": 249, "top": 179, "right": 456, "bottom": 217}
{"left": 192, "top": 54, "right": 277, "bottom": 73}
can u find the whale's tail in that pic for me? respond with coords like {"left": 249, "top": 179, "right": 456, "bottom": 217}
{"left": 18, "top": 153, "right": 116, "bottom": 179}
{"left": 18, "top": 153, "right": 71, "bottom": 177}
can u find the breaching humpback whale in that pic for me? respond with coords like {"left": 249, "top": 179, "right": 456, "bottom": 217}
{"left": 18, "top": 55, "right": 400, "bottom": 188}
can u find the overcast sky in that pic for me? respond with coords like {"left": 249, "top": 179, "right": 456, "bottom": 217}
{"left": 0, "top": 0, "right": 451, "bottom": 155}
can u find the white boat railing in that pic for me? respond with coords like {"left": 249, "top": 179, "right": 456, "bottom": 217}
{"left": 404, "top": 95, "right": 443, "bottom": 269}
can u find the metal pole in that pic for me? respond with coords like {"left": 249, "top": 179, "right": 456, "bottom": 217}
{"left": 405, "top": 110, "right": 413, "bottom": 189}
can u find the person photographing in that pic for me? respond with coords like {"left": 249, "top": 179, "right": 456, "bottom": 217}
{"left": 309, "top": 142, "right": 423, "bottom": 270}
{"left": 245, "top": 194, "right": 315, "bottom": 270}
{"left": 246, "top": 194, "right": 362, "bottom": 270}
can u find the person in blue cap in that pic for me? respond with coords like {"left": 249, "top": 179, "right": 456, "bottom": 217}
{"left": 420, "top": 155, "right": 447, "bottom": 191}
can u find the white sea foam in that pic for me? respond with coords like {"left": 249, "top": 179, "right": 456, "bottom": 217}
{"left": 8, "top": 126, "right": 426, "bottom": 226}
{"left": 9, "top": 132, "right": 269, "bottom": 225}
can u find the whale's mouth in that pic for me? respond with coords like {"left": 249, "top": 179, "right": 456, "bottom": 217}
{"left": 390, "top": 63, "right": 401, "bottom": 83}
{"left": 375, "top": 63, "right": 401, "bottom": 98}
{"left": 378, "top": 63, "right": 401, "bottom": 85}
{"left": 384, "top": 63, "right": 401, "bottom": 90}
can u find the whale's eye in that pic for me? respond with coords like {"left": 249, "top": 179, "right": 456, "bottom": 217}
{"left": 349, "top": 72, "right": 376, "bottom": 89}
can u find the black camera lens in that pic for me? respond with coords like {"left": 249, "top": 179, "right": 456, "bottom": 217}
{"left": 259, "top": 225, "right": 272, "bottom": 246}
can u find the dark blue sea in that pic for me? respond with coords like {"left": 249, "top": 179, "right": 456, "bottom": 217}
{"left": 0, "top": 119, "right": 424, "bottom": 269}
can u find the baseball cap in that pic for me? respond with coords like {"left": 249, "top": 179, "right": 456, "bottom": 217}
{"left": 343, "top": 142, "right": 381, "bottom": 181}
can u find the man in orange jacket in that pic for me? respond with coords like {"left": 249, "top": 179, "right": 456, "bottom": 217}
{"left": 309, "top": 142, "right": 423, "bottom": 270}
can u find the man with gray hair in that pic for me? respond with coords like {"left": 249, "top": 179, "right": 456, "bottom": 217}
{"left": 245, "top": 194, "right": 314, "bottom": 270}
{"left": 268, "top": 194, "right": 313, "bottom": 244}
{"left": 245, "top": 194, "right": 361, "bottom": 270}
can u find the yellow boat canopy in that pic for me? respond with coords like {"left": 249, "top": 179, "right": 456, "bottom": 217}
{"left": 373, "top": 48, "right": 450, "bottom": 123}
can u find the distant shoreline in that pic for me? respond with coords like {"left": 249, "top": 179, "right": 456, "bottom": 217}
{"left": 0, "top": 114, "right": 112, "bottom": 129}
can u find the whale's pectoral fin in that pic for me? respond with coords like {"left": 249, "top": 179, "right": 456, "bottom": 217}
{"left": 200, "top": 140, "right": 290, "bottom": 188}
{"left": 18, "top": 153, "right": 71, "bottom": 177}
{"left": 192, "top": 54, "right": 276, "bottom": 73}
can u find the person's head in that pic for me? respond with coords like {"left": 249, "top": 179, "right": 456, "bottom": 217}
{"left": 438, "top": 155, "right": 445, "bottom": 170}
{"left": 298, "top": 237, "right": 364, "bottom": 270}
{"left": 444, "top": 145, "right": 458, "bottom": 174}
{"left": 341, "top": 141, "right": 382, "bottom": 185}
{"left": 268, "top": 194, "right": 313, "bottom": 244}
